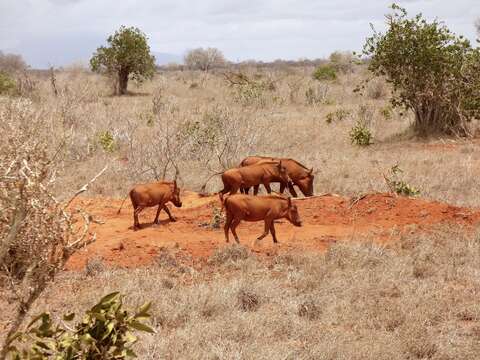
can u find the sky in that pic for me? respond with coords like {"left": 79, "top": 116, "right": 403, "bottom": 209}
{"left": 1, "top": 0, "right": 479, "bottom": 68}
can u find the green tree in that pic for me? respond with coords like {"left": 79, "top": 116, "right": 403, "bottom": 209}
{"left": 90, "top": 26, "right": 156, "bottom": 95}
{"left": 363, "top": 4, "right": 480, "bottom": 136}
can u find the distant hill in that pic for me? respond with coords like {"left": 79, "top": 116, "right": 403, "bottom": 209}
{"left": 153, "top": 52, "right": 183, "bottom": 65}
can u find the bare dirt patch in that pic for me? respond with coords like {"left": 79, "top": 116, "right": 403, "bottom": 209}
{"left": 65, "top": 191, "right": 480, "bottom": 270}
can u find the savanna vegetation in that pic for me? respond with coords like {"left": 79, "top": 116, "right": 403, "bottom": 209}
{"left": 1, "top": 4, "right": 480, "bottom": 359}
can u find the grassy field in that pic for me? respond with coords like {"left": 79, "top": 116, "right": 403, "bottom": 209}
{"left": 2, "top": 63, "right": 480, "bottom": 358}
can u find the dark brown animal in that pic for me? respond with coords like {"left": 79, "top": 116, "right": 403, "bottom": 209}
{"left": 223, "top": 194, "right": 302, "bottom": 244}
{"left": 240, "top": 156, "right": 314, "bottom": 197}
{"left": 219, "top": 161, "right": 289, "bottom": 201}
{"left": 127, "top": 180, "right": 182, "bottom": 230}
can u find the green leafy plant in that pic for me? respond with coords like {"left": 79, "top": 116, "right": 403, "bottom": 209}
{"left": 6, "top": 292, "right": 154, "bottom": 359}
{"left": 90, "top": 26, "right": 156, "bottom": 95}
{"left": 99, "top": 131, "right": 116, "bottom": 152}
{"left": 325, "top": 108, "right": 351, "bottom": 124}
{"left": 349, "top": 121, "right": 372, "bottom": 146}
{"left": 383, "top": 164, "right": 420, "bottom": 196}
{"left": 380, "top": 105, "right": 393, "bottom": 120}
{"left": 363, "top": 4, "right": 480, "bottom": 136}
{"left": 0, "top": 71, "right": 16, "bottom": 95}
{"left": 312, "top": 64, "right": 337, "bottom": 81}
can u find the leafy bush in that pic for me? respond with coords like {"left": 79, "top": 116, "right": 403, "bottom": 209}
{"left": 0, "top": 71, "right": 16, "bottom": 95}
{"left": 312, "top": 64, "right": 337, "bottom": 81}
{"left": 363, "top": 4, "right": 480, "bottom": 136}
{"left": 99, "top": 131, "right": 116, "bottom": 152}
{"left": 6, "top": 292, "right": 154, "bottom": 359}
{"left": 384, "top": 165, "right": 420, "bottom": 196}
{"left": 349, "top": 121, "right": 372, "bottom": 146}
{"left": 325, "top": 108, "right": 350, "bottom": 124}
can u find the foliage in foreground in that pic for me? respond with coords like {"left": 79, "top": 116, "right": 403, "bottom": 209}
{"left": 90, "top": 26, "right": 156, "bottom": 95}
{"left": 6, "top": 292, "right": 154, "bottom": 359}
{"left": 363, "top": 4, "right": 480, "bottom": 136}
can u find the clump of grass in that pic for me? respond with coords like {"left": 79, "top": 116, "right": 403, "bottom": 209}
{"left": 84, "top": 257, "right": 106, "bottom": 277}
{"left": 208, "top": 244, "right": 251, "bottom": 265}
{"left": 236, "top": 288, "right": 260, "bottom": 312}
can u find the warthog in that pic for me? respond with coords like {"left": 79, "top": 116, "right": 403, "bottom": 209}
{"left": 239, "top": 156, "right": 315, "bottom": 197}
{"left": 121, "top": 180, "right": 182, "bottom": 230}
{"left": 223, "top": 194, "right": 302, "bottom": 244}
{"left": 219, "top": 161, "right": 289, "bottom": 201}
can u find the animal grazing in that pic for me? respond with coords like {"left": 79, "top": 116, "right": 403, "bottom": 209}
{"left": 219, "top": 161, "right": 290, "bottom": 201}
{"left": 239, "top": 156, "right": 314, "bottom": 197}
{"left": 223, "top": 194, "right": 302, "bottom": 244}
{"left": 118, "top": 180, "right": 182, "bottom": 230}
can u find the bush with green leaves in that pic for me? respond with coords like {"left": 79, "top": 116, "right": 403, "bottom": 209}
{"left": 90, "top": 26, "right": 156, "bottom": 95}
{"left": 0, "top": 71, "right": 16, "bottom": 95}
{"left": 363, "top": 4, "right": 480, "bottom": 136}
{"left": 6, "top": 292, "right": 154, "bottom": 359}
{"left": 325, "top": 108, "right": 350, "bottom": 124}
{"left": 98, "top": 131, "right": 116, "bottom": 152}
{"left": 312, "top": 64, "right": 337, "bottom": 81}
{"left": 349, "top": 121, "right": 372, "bottom": 146}
{"left": 384, "top": 165, "right": 420, "bottom": 196}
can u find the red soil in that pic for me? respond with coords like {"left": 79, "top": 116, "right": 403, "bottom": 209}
{"left": 65, "top": 191, "right": 480, "bottom": 270}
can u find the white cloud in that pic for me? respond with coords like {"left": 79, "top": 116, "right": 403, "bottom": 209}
{"left": 1, "top": 0, "right": 479, "bottom": 68}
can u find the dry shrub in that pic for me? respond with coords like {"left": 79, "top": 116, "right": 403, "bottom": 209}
{"left": 297, "top": 297, "right": 322, "bottom": 320}
{"left": 366, "top": 77, "right": 388, "bottom": 99}
{"left": 84, "top": 256, "right": 105, "bottom": 277}
{"left": 0, "top": 98, "right": 100, "bottom": 354}
{"left": 208, "top": 244, "right": 251, "bottom": 265}
{"left": 236, "top": 287, "right": 260, "bottom": 312}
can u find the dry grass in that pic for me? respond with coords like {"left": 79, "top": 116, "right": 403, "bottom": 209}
{"left": 1, "top": 64, "right": 478, "bottom": 206}
{"left": 2, "top": 228, "right": 476, "bottom": 359}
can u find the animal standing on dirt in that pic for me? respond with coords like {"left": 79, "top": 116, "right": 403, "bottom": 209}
{"left": 219, "top": 161, "right": 290, "bottom": 201}
{"left": 239, "top": 156, "right": 315, "bottom": 197}
{"left": 118, "top": 180, "right": 182, "bottom": 230}
{"left": 223, "top": 194, "right": 302, "bottom": 244}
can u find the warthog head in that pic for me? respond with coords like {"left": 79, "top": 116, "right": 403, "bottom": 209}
{"left": 286, "top": 197, "right": 302, "bottom": 227}
{"left": 172, "top": 180, "right": 182, "bottom": 207}
{"left": 295, "top": 168, "right": 314, "bottom": 197}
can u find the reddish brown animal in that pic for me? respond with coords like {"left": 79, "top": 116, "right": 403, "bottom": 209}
{"left": 240, "top": 156, "right": 314, "bottom": 197}
{"left": 219, "top": 161, "right": 289, "bottom": 201}
{"left": 127, "top": 180, "right": 182, "bottom": 230}
{"left": 223, "top": 194, "right": 302, "bottom": 244}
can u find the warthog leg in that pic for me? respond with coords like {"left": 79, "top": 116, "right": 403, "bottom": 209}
{"left": 257, "top": 217, "right": 272, "bottom": 241}
{"left": 162, "top": 205, "right": 176, "bottom": 222}
{"left": 230, "top": 218, "right": 241, "bottom": 243}
{"left": 133, "top": 206, "right": 145, "bottom": 230}
{"left": 224, "top": 213, "right": 233, "bottom": 243}
{"left": 269, "top": 221, "right": 278, "bottom": 243}
{"left": 264, "top": 183, "right": 272, "bottom": 194}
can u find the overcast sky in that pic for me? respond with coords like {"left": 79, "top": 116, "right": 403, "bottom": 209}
{"left": 1, "top": 0, "right": 479, "bottom": 68}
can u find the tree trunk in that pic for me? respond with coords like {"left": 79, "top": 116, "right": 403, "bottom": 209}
{"left": 118, "top": 70, "right": 129, "bottom": 95}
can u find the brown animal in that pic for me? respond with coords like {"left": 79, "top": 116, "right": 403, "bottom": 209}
{"left": 219, "top": 161, "right": 289, "bottom": 201}
{"left": 125, "top": 180, "right": 182, "bottom": 230}
{"left": 223, "top": 194, "right": 302, "bottom": 244}
{"left": 240, "top": 156, "right": 314, "bottom": 197}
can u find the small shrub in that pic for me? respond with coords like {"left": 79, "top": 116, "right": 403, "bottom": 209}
{"left": 349, "top": 121, "right": 372, "bottom": 146}
{"left": 0, "top": 71, "right": 16, "bottom": 95}
{"left": 305, "top": 83, "right": 330, "bottom": 105}
{"left": 298, "top": 298, "right": 322, "bottom": 320}
{"left": 384, "top": 165, "right": 420, "bottom": 196}
{"left": 312, "top": 64, "right": 337, "bottom": 81}
{"left": 208, "top": 244, "right": 250, "bottom": 265}
{"left": 99, "top": 130, "right": 116, "bottom": 152}
{"left": 325, "top": 108, "right": 350, "bottom": 124}
{"left": 6, "top": 292, "right": 154, "bottom": 359}
{"left": 155, "top": 248, "right": 178, "bottom": 268}
{"left": 366, "top": 77, "right": 387, "bottom": 99}
{"left": 210, "top": 206, "right": 224, "bottom": 229}
{"left": 236, "top": 288, "right": 260, "bottom": 312}
{"left": 85, "top": 256, "right": 106, "bottom": 277}
{"left": 380, "top": 105, "right": 393, "bottom": 120}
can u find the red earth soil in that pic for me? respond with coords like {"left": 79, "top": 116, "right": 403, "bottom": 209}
{"left": 65, "top": 191, "right": 480, "bottom": 270}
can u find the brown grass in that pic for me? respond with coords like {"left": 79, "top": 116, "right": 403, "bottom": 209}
{"left": 1, "top": 228, "right": 477, "bottom": 359}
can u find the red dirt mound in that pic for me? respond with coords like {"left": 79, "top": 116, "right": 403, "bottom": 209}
{"left": 66, "top": 191, "right": 480, "bottom": 270}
